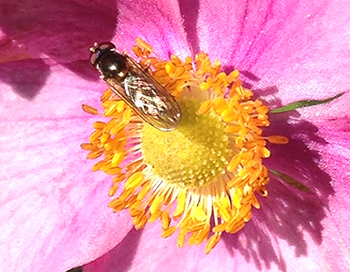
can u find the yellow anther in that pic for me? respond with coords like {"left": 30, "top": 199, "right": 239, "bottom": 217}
{"left": 111, "top": 152, "right": 124, "bottom": 167}
{"left": 106, "top": 167, "right": 122, "bottom": 176}
{"left": 267, "top": 135, "right": 289, "bottom": 144}
{"left": 93, "top": 121, "right": 106, "bottom": 129}
{"left": 82, "top": 104, "right": 98, "bottom": 115}
{"left": 124, "top": 172, "right": 144, "bottom": 190}
{"left": 232, "top": 192, "right": 242, "bottom": 209}
{"left": 136, "top": 37, "right": 153, "bottom": 52}
{"left": 200, "top": 82, "right": 211, "bottom": 90}
{"left": 162, "top": 226, "right": 177, "bottom": 238}
{"left": 213, "top": 98, "right": 228, "bottom": 114}
{"left": 227, "top": 154, "right": 241, "bottom": 172}
{"left": 197, "top": 100, "right": 213, "bottom": 115}
{"left": 150, "top": 195, "right": 164, "bottom": 214}
{"left": 165, "top": 62, "right": 176, "bottom": 75}
{"left": 221, "top": 108, "right": 236, "bottom": 123}
{"left": 191, "top": 207, "right": 207, "bottom": 222}
{"left": 205, "top": 234, "right": 221, "bottom": 254}
{"left": 173, "top": 191, "right": 186, "bottom": 219}
{"left": 161, "top": 211, "right": 171, "bottom": 229}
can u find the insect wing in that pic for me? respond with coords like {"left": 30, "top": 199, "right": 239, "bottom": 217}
{"left": 102, "top": 53, "right": 181, "bottom": 131}
{"left": 103, "top": 76, "right": 144, "bottom": 116}
{"left": 123, "top": 55, "right": 182, "bottom": 130}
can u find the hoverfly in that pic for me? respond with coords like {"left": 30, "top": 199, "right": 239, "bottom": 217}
{"left": 89, "top": 42, "right": 182, "bottom": 131}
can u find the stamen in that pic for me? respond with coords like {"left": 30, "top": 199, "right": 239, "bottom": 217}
{"left": 82, "top": 38, "right": 289, "bottom": 254}
{"left": 82, "top": 104, "right": 98, "bottom": 115}
{"left": 266, "top": 135, "right": 290, "bottom": 144}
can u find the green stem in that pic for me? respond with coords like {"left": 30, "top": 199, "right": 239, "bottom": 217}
{"left": 271, "top": 92, "right": 344, "bottom": 114}
{"left": 269, "top": 169, "right": 311, "bottom": 192}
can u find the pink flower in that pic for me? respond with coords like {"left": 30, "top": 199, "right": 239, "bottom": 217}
{"left": 1, "top": 0, "right": 349, "bottom": 272}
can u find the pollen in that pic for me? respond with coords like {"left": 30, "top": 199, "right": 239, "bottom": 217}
{"left": 141, "top": 98, "right": 231, "bottom": 188}
{"left": 81, "top": 39, "right": 288, "bottom": 254}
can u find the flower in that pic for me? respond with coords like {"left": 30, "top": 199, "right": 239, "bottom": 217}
{"left": 0, "top": 1, "right": 349, "bottom": 272}
{"left": 82, "top": 38, "right": 290, "bottom": 254}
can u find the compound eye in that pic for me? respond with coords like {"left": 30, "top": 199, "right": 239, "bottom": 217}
{"left": 89, "top": 50, "right": 99, "bottom": 67}
{"left": 89, "top": 42, "right": 116, "bottom": 67}
{"left": 99, "top": 42, "right": 116, "bottom": 51}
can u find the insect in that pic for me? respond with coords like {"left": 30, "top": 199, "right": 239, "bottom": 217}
{"left": 89, "top": 42, "right": 182, "bottom": 131}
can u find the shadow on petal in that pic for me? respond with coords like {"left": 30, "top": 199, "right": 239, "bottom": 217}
{"left": 84, "top": 228, "right": 143, "bottom": 272}
{"left": 0, "top": 58, "right": 50, "bottom": 100}
{"left": 66, "top": 267, "right": 82, "bottom": 272}
{"left": 0, "top": 0, "right": 118, "bottom": 93}
{"left": 240, "top": 70, "right": 261, "bottom": 82}
{"left": 222, "top": 85, "right": 333, "bottom": 272}
{"left": 65, "top": 59, "right": 98, "bottom": 81}
{"left": 178, "top": 0, "right": 200, "bottom": 56}
{"left": 223, "top": 65, "right": 263, "bottom": 91}
{"left": 223, "top": 66, "right": 262, "bottom": 83}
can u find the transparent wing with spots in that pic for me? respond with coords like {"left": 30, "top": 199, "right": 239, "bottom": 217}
{"left": 104, "top": 55, "right": 181, "bottom": 131}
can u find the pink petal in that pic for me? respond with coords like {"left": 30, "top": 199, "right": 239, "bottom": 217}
{"left": 0, "top": 0, "right": 118, "bottom": 63}
{"left": 0, "top": 0, "right": 190, "bottom": 64}
{"left": 112, "top": 0, "right": 191, "bottom": 59}
{"left": 0, "top": 0, "right": 193, "bottom": 270}
{"left": 0, "top": 61, "right": 133, "bottom": 271}
{"left": 264, "top": 92, "right": 350, "bottom": 270}
{"left": 83, "top": 94, "right": 350, "bottom": 271}
{"left": 83, "top": 209, "right": 348, "bottom": 272}
{"left": 2, "top": 0, "right": 350, "bottom": 271}
{"left": 196, "top": 0, "right": 350, "bottom": 103}
{"left": 296, "top": 92, "right": 350, "bottom": 250}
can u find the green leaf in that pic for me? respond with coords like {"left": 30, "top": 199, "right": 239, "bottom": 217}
{"left": 269, "top": 169, "right": 311, "bottom": 192}
{"left": 271, "top": 92, "right": 344, "bottom": 113}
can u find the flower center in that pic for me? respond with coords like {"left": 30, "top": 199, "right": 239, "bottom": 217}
{"left": 81, "top": 38, "right": 289, "bottom": 254}
{"left": 141, "top": 98, "right": 232, "bottom": 188}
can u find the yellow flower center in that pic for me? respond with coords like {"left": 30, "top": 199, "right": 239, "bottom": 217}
{"left": 141, "top": 98, "right": 231, "bottom": 188}
{"left": 81, "top": 38, "right": 289, "bottom": 254}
